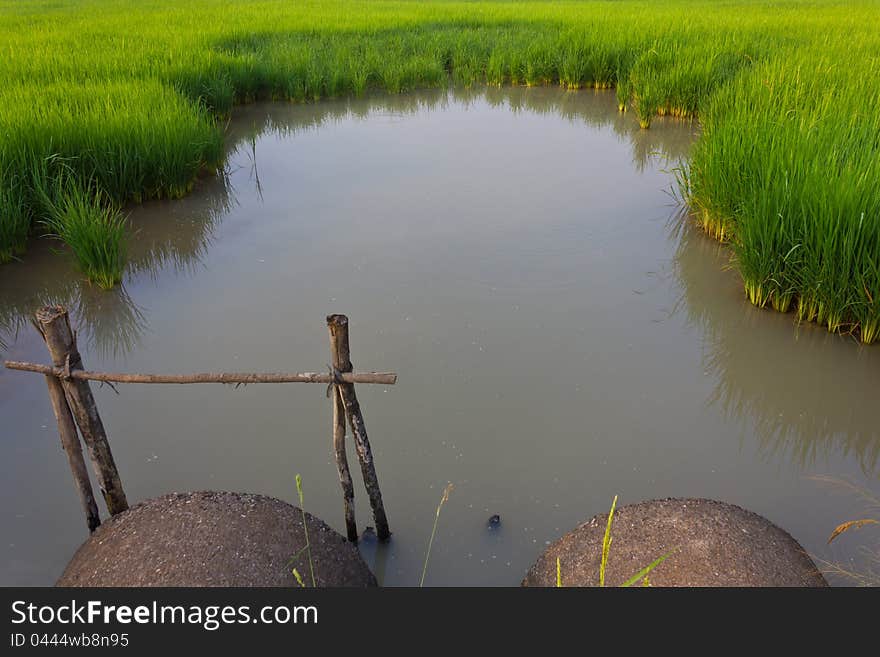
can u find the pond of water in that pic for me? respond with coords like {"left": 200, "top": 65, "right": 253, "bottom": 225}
{"left": 1, "top": 87, "right": 878, "bottom": 586}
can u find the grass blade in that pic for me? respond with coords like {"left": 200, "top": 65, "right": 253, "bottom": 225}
{"left": 295, "top": 474, "right": 316, "bottom": 587}
{"left": 599, "top": 495, "right": 617, "bottom": 587}
{"left": 620, "top": 550, "right": 675, "bottom": 587}
{"left": 419, "top": 483, "right": 453, "bottom": 588}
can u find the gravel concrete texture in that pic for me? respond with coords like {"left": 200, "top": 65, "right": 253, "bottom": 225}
{"left": 57, "top": 491, "right": 377, "bottom": 587}
{"left": 522, "top": 497, "right": 827, "bottom": 587}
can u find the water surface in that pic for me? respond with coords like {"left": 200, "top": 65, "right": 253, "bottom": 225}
{"left": 1, "top": 87, "right": 878, "bottom": 586}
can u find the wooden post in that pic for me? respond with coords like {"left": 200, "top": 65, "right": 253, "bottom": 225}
{"left": 35, "top": 305, "right": 128, "bottom": 516}
{"left": 333, "top": 387, "right": 358, "bottom": 542}
{"left": 44, "top": 373, "right": 101, "bottom": 532}
{"left": 327, "top": 314, "right": 390, "bottom": 541}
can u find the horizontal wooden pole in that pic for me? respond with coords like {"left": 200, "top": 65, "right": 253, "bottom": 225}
{"left": 3, "top": 361, "right": 397, "bottom": 385}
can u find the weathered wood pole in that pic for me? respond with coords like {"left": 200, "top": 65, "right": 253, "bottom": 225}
{"left": 35, "top": 305, "right": 128, "bottom": 516}
{"left": 333, "top": 387, "right": 358, "bottom": 542}
{"left": 3, "top": 361, "right": 397, "bottom": 385}
{"left": 327, "top": 314, "right": 390, "bottom": 541}
{"left": 44, "top": 373, "right": 101, "bottom": 532}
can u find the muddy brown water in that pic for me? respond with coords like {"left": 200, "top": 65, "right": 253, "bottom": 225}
{"left": 1, "top": 87, "right": 878, "bottom": 586}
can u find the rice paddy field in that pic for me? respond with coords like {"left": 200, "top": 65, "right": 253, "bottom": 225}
{"left": 1, "top": 0, "right": 879, "bottom": 314}
{"left": 1, "top": 1, "right": 879, "bottom": 341}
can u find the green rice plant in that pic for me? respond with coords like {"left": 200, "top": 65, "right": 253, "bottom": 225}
{"left": 558, "top": 42, "right": 590, "bottom": 90}
{"left": 616, "top": 72, "right": 632, "bottom": 112}
{"left": 351, "top": 61, "right": 370, "bottom": 97}
{"left": 524, "top": 40, "right": 556, "bottom": 88}
{"left": 486, "top": 44, "right": 512, "bottom": 86}
{"left": 419, "top": 482, "right": 453, "bottom": 588}
{"left": 38, "top": 179, "right": 128, "bottom": 289}
{"left": 682, "top": 50, "right": 880, "bottom": 342}
{"left": 628, "top": 47, "right": 668, "bottom": 129}
{"left": 0, "top": 172, "right": 32, "bottom": 263}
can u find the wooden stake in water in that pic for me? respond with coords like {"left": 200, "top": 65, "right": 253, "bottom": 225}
{"left": 333, "top": 385, "right": 358, "bottom": 542}
{"left": 35, "top": 305, "right": 128, "bottom": 516}
{"left": 327, "top": 314, "right": 390, "bottom": 541}
{"left": 43, "top": 371, "right": 101, "bottom": 532}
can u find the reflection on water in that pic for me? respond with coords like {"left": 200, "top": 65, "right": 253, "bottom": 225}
{"left": 73, "top": 286, "right": 148, "bottom": 360}
{"left": 1, "top": 87, "right": 877, "bottom": 587}
{"left": 1, "top": 87, "right": 685, "bottom": 359}
{"left": 0, "top": 174, "right": 229, "bottom": 358}
{"left": 672, "top": 222, "right": 880, "bottom": 476}
{"left": 127, "top": 173, "right": 232, "bottom": 280}
{"left": 1, "top": 87, "right": 687, "bottom": 359}
{"left": 229, "top": 86, "right": 692, "bottom": 177}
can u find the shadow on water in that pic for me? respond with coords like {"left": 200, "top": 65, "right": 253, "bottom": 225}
{"left": 0, "top": 172, "right": 231, "bottom": 358}
{"left": 671, "top": 216, "right": 880, "bottom": 477}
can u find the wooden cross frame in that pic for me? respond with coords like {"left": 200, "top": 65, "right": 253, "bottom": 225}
{"left": 3, "top": 306, "right": 394, "bottom": 542}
